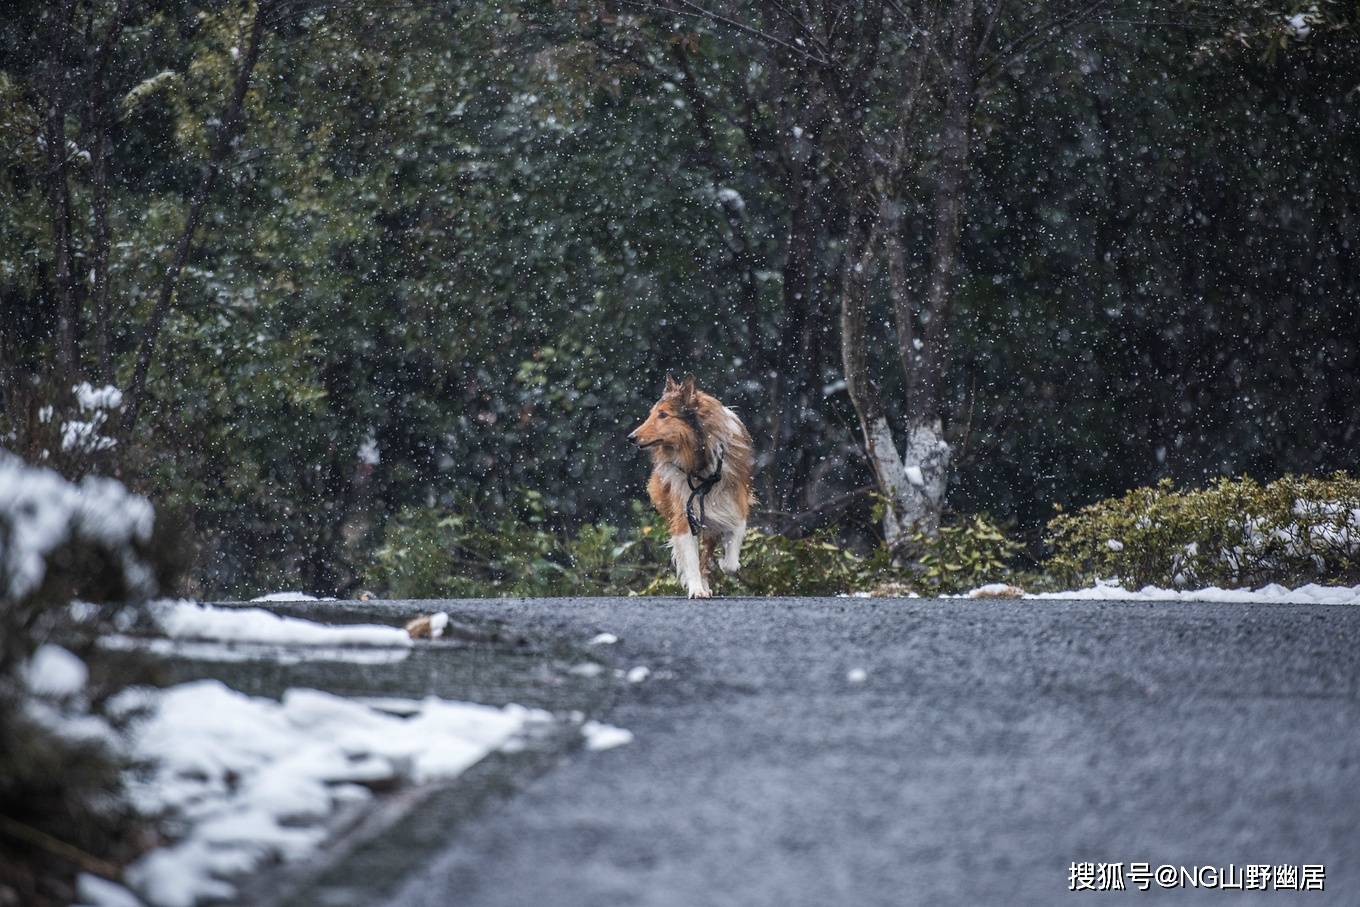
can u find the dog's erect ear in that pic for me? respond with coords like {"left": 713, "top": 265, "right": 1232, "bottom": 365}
{"left": 680, "top": 374, "right": 698, "bottom": 399}
{"left": 664, "top": 374, "right": 681, "bottom": 395}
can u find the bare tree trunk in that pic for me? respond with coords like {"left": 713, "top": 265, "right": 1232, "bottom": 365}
{"left": 837, "top": 0, "right": 978, "bottom": 542}
{"left": 89, "top": 0, "right": 133, "bottom": 383}
{"left": 42, "top": 0, "right": 79, "bottom": 389}
{"left": 90, "top": 145, "right": 113, "bottom": 381}
{"left": 892, "top": 0, "right": 977, "bottom": 536}
{"left": 883, "top": 198, "right": 914, "bottom": 384}
{"left": 764, "top": 175, "right": 813, "bottom": 508}
{"left": 121, "top": 1, "right": 269, "bottom": 434}
{"left": 839, "top": 205, "right": 918, "bottom": 543}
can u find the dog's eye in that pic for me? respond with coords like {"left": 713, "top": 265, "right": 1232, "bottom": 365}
{"left": 657, "top": 412, "right": 669, "bottom": 420}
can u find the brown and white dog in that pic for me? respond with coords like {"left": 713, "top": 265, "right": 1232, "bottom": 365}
{"left": 628, "top": 375, "right": 753, "bottom": 598}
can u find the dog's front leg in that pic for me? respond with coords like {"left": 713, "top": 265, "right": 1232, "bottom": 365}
{"left": 720, "top": 519, "right": 746, "bottom": 574}
{"left": 671, "top": 532, "right": 710, "bottom": 598}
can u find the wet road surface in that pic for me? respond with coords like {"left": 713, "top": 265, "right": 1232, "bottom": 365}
{"left": 191, "top": 597, "right": 1360, "bottom": 906}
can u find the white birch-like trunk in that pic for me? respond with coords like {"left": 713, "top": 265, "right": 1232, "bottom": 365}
{"left": 863, "top": 416, "right": 912, "bottom": 543}
{"left": 862, "top": 417, "right": 951, "bottom": 545}
{"left": 899, "top": 419, "right": 950, "bottom": 536}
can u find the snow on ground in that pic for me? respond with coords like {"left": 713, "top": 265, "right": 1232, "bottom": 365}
{"left": 112, "top": 680, "right": 549, "bottom": 907}
{"left": 581, "top": 720, "right": 634, "bottom": 751}
{"left": 1025, "top": 581, "right": 1360, "bottom": 605}
{"left": 38, "top": 601, "right": 636, "bottom": 906}
{"left": 23, "top": 595, "right": 635, "bottom": 905}
{"left": 249, "top": 591, "right": 334, "bottom": 602}
{"left": 100, "top": 636, "right": 413, "bottom": 666}
{"left": 859, "top": 581, "right": 1360, "bottom": 604}
{"left": 152, "top": 600, "right": 411, "bottom": 647}
{"left": 965, "top": 583, "right": 1025, "bottom": 599}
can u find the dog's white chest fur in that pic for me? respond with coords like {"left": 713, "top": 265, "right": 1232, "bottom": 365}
{"left": 657, "top": 464, "right": 742, "bottom": 533}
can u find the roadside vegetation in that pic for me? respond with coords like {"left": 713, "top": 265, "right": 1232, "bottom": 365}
{"left": 364, "top": 490, "right": 1026, "bottom": 598}
{"left": 364, "top": 474, "right": 1360, "bottom": 598}
{"left": 1047, "top": 473, "right": 1360, "bottom": 590}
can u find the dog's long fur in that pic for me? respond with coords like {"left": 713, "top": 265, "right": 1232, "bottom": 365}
{"left": 629, "top": 375, "right": 753, "bottom": 598}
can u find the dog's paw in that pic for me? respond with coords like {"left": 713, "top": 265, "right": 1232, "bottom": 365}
{"left": 687, "top": 586, "right": 712, "bottom": 599}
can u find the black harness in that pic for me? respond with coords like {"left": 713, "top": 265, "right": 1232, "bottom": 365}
{"left": 676, "top": 406, "right": 724, "bottom": 536}
{"left": 685, "top": 453, "right": 724, "bottom": 536}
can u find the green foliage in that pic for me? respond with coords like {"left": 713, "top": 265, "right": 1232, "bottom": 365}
{"left": 365, "top": 496, "right": 672, "bottom": 598}
{"left": 720, "top": 530, "right": 894, "bottom": 597}
{"left": 1046, "top": 473, "right": 1360, "bottom": 589}
{"left": 901, "top": 515, "right": 1025, "bottom": 596}
{"left": 367, "top": 506, "right": 1024, "bottom": 598}
{"left": 718, "top": 515, "right": 1020, "bottom": 597}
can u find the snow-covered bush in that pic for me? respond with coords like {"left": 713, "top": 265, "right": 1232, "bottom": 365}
{"left": 0, "top": 452, "right": 158, "bottom": 671}
{"left": 4, "top": 382, "right": 126, "bottom": 476}
{"left": 1046, "top": 473, "right": 1360, "bottom": 589}
{"left": 0, "top": 452, "right": 165, "bottom": 906}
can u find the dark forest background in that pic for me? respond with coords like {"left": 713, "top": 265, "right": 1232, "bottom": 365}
{"left": 2, "top": 0, "right": 1357, "bottom": 596}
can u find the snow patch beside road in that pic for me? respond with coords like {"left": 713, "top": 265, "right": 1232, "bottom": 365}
{"left": 28, "top": 599, "right": 639, "bottom": 906}
{"left": 153, "top": 600, "right": 411, "bottom": 647}
{"left": 1026, "top": 581, "right": 1360, "bottom": 605}
{"left": 581, "top": 720, "right": 634, "bottom": 751}
{"left": 117, "top": 681, "right": 547, "bottom": 907}
{"left": 249, "top": 591, "right": 333, "bottom": 602}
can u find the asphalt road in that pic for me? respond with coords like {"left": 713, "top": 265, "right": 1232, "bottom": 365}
{"left": 248, "top": 597, "right": 1360, "bottom": 907}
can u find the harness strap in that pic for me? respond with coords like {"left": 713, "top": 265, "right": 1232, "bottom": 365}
{"left": 685, "top": 453, "right": 724, "bottom": 536}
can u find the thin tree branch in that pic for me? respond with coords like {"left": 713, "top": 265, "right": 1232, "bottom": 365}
{"left": 0, "top": 815, "right": 123, "bottom": 880}
{"left": 979, "top": 0, "right": 1116, "bottom": 81}
{"left": 977, "top": 0, "right": 1005, "bottom": 54}
{"left": 766, "top": 0, "right": 828, "bottom": 54}
{"left": 756, "top": 484, "right": 876, "bottom": 532}
{"left": 620, "top": 0, "right": 831, "bottom": 64}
